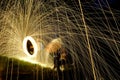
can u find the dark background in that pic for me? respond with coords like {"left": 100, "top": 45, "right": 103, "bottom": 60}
{"left": 0, "top": 0, "right": 120, "bottom": 80}
{"left": 64, "top": 0, "right": 120, "bottom": 10}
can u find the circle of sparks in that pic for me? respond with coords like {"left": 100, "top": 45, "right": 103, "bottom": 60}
{"left": 23, "top": 36, "right": 38, "bottom": 57}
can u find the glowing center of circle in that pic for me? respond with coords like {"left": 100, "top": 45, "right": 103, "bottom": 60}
{"left": 23, "top": 36, "right": 38, "bottom": 57}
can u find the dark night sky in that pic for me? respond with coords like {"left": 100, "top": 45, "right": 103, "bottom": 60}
{"left": 64, "top": 0, "right": 120, "bottom": 10}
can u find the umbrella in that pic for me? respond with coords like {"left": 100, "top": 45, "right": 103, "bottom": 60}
{"left": 45, "top": 38, "right": 63, "bottom": 53}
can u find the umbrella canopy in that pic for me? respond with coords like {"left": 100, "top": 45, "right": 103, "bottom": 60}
{"left": 45, "top": 38, "right": 63, "bottom": 53}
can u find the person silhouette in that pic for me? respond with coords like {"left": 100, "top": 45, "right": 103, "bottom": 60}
{"left": 53, "top": 49, "right": 61, "bottom": 71}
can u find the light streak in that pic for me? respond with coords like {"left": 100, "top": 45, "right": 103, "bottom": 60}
{"left": 19, "top": 57, "right": 52, "bottom": 68}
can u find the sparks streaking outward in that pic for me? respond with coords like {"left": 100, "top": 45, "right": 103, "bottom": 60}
{"left": 0, "top": 0, "right": 120, "bottom": 80}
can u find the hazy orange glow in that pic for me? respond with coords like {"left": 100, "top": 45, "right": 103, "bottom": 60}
{"left": 45, "top": 38, "right": 62, "bottom": 53}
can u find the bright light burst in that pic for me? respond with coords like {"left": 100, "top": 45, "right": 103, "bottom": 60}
{"left": 23, "top": 36, "right": 38, "bottom": 57}
{"left": 0, "top": 0, "right": 120, "bottom": 80}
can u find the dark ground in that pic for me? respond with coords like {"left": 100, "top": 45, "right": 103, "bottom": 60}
{"left": 0, "top": 56, "right": 76, "bottom": 80}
